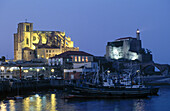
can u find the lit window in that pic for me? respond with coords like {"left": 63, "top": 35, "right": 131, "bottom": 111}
{"left": 46, "top": 54, "right": 48, "bottom": 58}
{"left": 82, "top": 56, "right": 84, "bottom": 62}
{"left": 75, "top": 56, "right": 77, "bottom": 62}
{"left": 86, "top": 56, "right": 88, "bottom": 62}
{"left": 78, "top": 56, "right": 81, "bottom": 62}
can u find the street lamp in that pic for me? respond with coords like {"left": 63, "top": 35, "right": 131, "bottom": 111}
{"left": 51, "top": 69, "right": 54, "bottom": 79}
{"left": 36, "top": 69, "right": 40, "bottom": 81}
{"left": 1, "top": 66, "right": 5, "bottom": 72}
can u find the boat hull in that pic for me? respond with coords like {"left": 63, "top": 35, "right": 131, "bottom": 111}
{"left": 63, "top": 85, "right": 156, "bottom": 99}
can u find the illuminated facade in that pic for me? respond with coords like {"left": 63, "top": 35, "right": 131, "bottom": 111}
{"left": 14, "top": 22, "right": 79, "bottom": 61}
{"left": 106, "top": 29, "right": 152, "bottom": 62}
{"left": 48, "top": 51, "right": 94, "bottom": 66}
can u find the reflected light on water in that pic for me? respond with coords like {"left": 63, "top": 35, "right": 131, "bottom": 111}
{"left": 36, "top": 96, "right": 42, "bottom": 111}
{"left": 9, "top": 100, "right": 15, "bottom": 111}
{"left": 0, "top": 101, "right": 7, "bottom": 111}
{"left": 133, "top": 99, "right": 145, "bottom": 111}
{"left": 51, "top": 94, "right": 57, "bottom": 111}
{"left": 23, "top": 97, "right": 30, "bottom": 111}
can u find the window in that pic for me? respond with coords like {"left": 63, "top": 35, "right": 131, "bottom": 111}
{"left": 78, "top": 56, "right": 81, "bottom": 62}
{"left": 30, "top": 52, "right": 32, "bottom": 55}
{"left": 33, "top": 36, "right": 36, "bottom": 41}
{"left": 53, "top": 50, "right": 54, "bottom": 52}
{"left": 46, "top": 54, "right": 48, "bottom": 58}
{"left": 75, "top": 56, "right": 77, "bottom": 62}
{"left": 86, "top": 56, "right": 88, "bottom": 62}
{"left": 82, "top": 56, "right": 84, "bottom": 62}
{"left": 26, "top": 25, "right": 30, "bottom": 32}
{"left": 26, "top": 38, "right": 29, "bottom": 45}
{"left": 46, "top": 50, "right": 48, "bottom": 53}
{"left": 49, "top": 50, "right": 51, "bottom": 53}
{"left": 71, "top": 56, "right": 73, "bottom": 62}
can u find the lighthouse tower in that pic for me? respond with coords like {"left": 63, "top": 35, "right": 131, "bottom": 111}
{"left": 136, "top": 29, "right": 140, "bottom": 40}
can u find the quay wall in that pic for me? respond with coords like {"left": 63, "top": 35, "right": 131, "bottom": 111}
{"left": 0, "top": 79, "right": 64, "bottom": 98}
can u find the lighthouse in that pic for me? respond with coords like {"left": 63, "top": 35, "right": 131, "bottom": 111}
{"left": 136, "top": 29, "right": 140, "bottom": 40}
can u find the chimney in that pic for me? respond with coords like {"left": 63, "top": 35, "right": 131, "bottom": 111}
{"left": 136, "top": 29, "right": 140, "bottom": 40}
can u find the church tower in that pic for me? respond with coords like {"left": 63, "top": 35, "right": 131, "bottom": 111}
{"left": 14, "top": 22, "right": 33, "bottom": 60}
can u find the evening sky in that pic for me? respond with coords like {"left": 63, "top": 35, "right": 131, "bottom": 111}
{"left": 0, "top": 0, "right": 170, "bottom": 64}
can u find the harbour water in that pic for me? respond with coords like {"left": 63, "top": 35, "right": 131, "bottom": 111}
{"left": 0, "top": 86, "right": 170, "bottom": 111}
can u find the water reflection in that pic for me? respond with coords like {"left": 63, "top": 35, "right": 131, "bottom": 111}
{"left": 1, "top": 87, "right": 169, "bottom": 111}
{"left": 0, "top": 101, "right": 7, "bottom": 111}
{"left": 51, "top": 94, "right": 57, "bottom": 111}
{"left": 23, "top": 97, "right": 30, "bottom": 111}
{"left": 133, "top": 99, "right": 145, "bottom": 111}
{"left": 9, "top": 100, "right": 15, "bottom": 111}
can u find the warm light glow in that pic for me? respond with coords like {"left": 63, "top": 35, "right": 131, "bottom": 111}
{"left": 37, "top": 69, "right": 40, "bottom": 72}
{"left": 23, "top": 97, "right": 30, "bottom": 111}
{"left": 0, "top": 101, "right": 7, "bottom": 111}
{"left": 10, "top": 68, "right": 13, "bottom": 72}
{"left": 136, "top": 29, "right": 140, "bottom": 33}
{"left": 51, "top": 69, "right": 54, "bottom": 73}
{"left": 82, "top": 56, "right": 84, "bottom": 62}
{"left": 36, "top": 95, "right": 42, "bottom": 111}
{"left": 23, "top": 70, "right": 29, "bottom": 73}
{"left": 75, "top": 56, "right": 77, "bottom": 62}
{"left": 78, "top": 56, "right": 81, "bottom": 62}
{"left": 1, "top": 66, "right": 5, "bottom": 71}
{"left": 9, "top": 100, "right": 15, "bottom": 111}
{"left": 86, "top": 56, "right": 88, "bottom": 62}
{"left": 51, "top": 94, "right": 57, "bottom": 111}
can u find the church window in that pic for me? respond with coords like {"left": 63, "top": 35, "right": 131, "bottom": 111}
{"left": 26, "top": 25, "right": 30, "bottom": 32}
{"left": 26, "top": 38, "right": 29, "bottom": 45}
{"left": 33, "top": 36, "right": 36, "bottom": 41}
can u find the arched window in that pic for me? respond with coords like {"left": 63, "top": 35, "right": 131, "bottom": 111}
{"left": 26, "top": 38, "right": 29, "bottom": 45}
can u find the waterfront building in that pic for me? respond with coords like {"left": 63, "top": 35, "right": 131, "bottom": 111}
{"left": 48, "top": 51, "right": 94, "bottom": 66}
{"left": 105, "top": 29, "right": 152, "bottom": 62}
{"left": 48, "top": 51, "right": 97, "bottom": 80}
{"left": 14, "top": 22, "right": 79, "bottom": 61}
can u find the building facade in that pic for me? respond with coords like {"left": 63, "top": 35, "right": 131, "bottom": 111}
{"left": 105, "top": 29, "right": 152, "bottom": 62}
{"left": 48, "top": 51, "right": 94, "bottom": 66}
{"left": 14, "top": 22, "right": 79, "bottom": 61}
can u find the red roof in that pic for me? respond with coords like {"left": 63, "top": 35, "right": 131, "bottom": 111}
{"left": 50, "top": 51, "right": 93, "bottom": 59}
